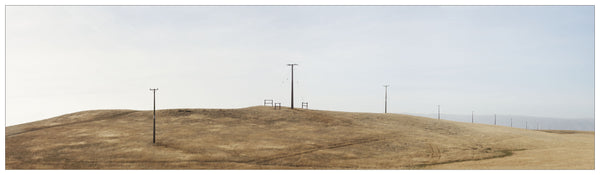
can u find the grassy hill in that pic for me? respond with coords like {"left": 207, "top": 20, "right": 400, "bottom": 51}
{"left": 5, "top": 106, "right": 594, "bottom": 169}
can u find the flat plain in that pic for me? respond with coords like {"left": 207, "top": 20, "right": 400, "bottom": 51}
{"left": 5, "top": 106, "right": 594, "bottom": 169}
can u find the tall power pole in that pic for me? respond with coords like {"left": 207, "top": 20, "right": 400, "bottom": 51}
{"left": 383, "top": 85, "right": 389, "bottom": 113}
{"left": 437, "top": 105, "right": 440, "bottom": 120}
{"left": 511, "top": 118, "right": 513, "bottom": 127}
{"left": 150, "top": 88, "right": 158, "bottom": 144}
{"left": 471, "top": 111, "right": 474, "bottom": 123}
{"left": 287, "top": 64, "right": 298, "bottom": 109}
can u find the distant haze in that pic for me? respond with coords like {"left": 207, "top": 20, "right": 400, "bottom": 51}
{"left": 6, "top": 6, "right": 594, "bottom": 126}
{"left": 412, "top": 113, "right": 595, "bottom": 131}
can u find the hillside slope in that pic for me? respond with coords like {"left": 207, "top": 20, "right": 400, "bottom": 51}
{"left": 5, "top": 106, "right": 594, "bottom": 169}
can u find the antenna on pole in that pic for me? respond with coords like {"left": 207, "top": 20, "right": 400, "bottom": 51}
{"left": 149, "top": 88, "right": 159, "bottom": 144}
{"left": 383, "top": 85, "right": 389, "bottom": 113}
{"left": 287, "top": 64, "right": 298, "bottom": 109}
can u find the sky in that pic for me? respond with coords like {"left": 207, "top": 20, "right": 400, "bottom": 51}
{"left": 5, "top": 6, "right": 594, "bottom": 126}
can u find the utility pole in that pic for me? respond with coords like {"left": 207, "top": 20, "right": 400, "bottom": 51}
{"left": 287, "top": 64, "right": 298, "bottom": 109}
{"left": 526, "top": 121, "right": 528, "bottom": 130}
{"left": 383, "top": 85, "right": 389, "bottom": 113}
{"left": 511, "top": 118, "right": 513, "bottom": 127}
{"left": 494, "top": 114, "right": 496, "bottom": 125}
{"left": 437, "top": 105, "right": 440, "bottom": 120}
{"left": 150, "top": 88, "right": 158, "bottom": 144}
{"left": 471, "top": 111, "right": 474, "bottom": 123}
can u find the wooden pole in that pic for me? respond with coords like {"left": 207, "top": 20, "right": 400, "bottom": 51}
{"left": 383, "top": 85, "right": 389, "bottom": 113}
{"left": 150, "top": 88, "right": 158, "bottom": 144}
{"left": 437, "top": 105, "right": 440, "bottom": 120}
{"left": 287, "top": 64, "right": 298, "bottom": 109}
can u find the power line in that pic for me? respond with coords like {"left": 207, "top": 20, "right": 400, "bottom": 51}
{"left": 149, "top": 88, "right": 158, "bottom": 144}
{"left": 287, "top": 64, "right": 298, "bottom": 109}
{"left": 383, "top": 85, "right": 389, "bottom": 113}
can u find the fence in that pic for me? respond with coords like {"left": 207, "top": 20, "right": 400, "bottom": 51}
{"left": 302, "top": 102, "right": 308, "bottom": 109}
{"left": 264, "top": 99, "right": 274, "bottom": 107}
{"left": 274, "top": 103, "right": 281, "bottom": 110}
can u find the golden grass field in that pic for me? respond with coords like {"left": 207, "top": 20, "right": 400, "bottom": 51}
{"left": 5, "top": 106, "right": 594, "bottom": 169}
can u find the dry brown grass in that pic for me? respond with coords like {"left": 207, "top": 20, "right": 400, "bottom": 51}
{"left": 5, "top": 106, "right": 594, "bottom": 169}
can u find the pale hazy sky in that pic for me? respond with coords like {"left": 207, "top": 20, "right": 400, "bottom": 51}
{"left": 6, "top": 6, "right": 594, "bottom": 126}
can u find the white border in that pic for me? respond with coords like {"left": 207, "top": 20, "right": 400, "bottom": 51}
{"left": 1, "top": 0, "right": 597, "bottom": 174}
{"left": 1, "top": 0, "right": 598, "bottom": 6}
